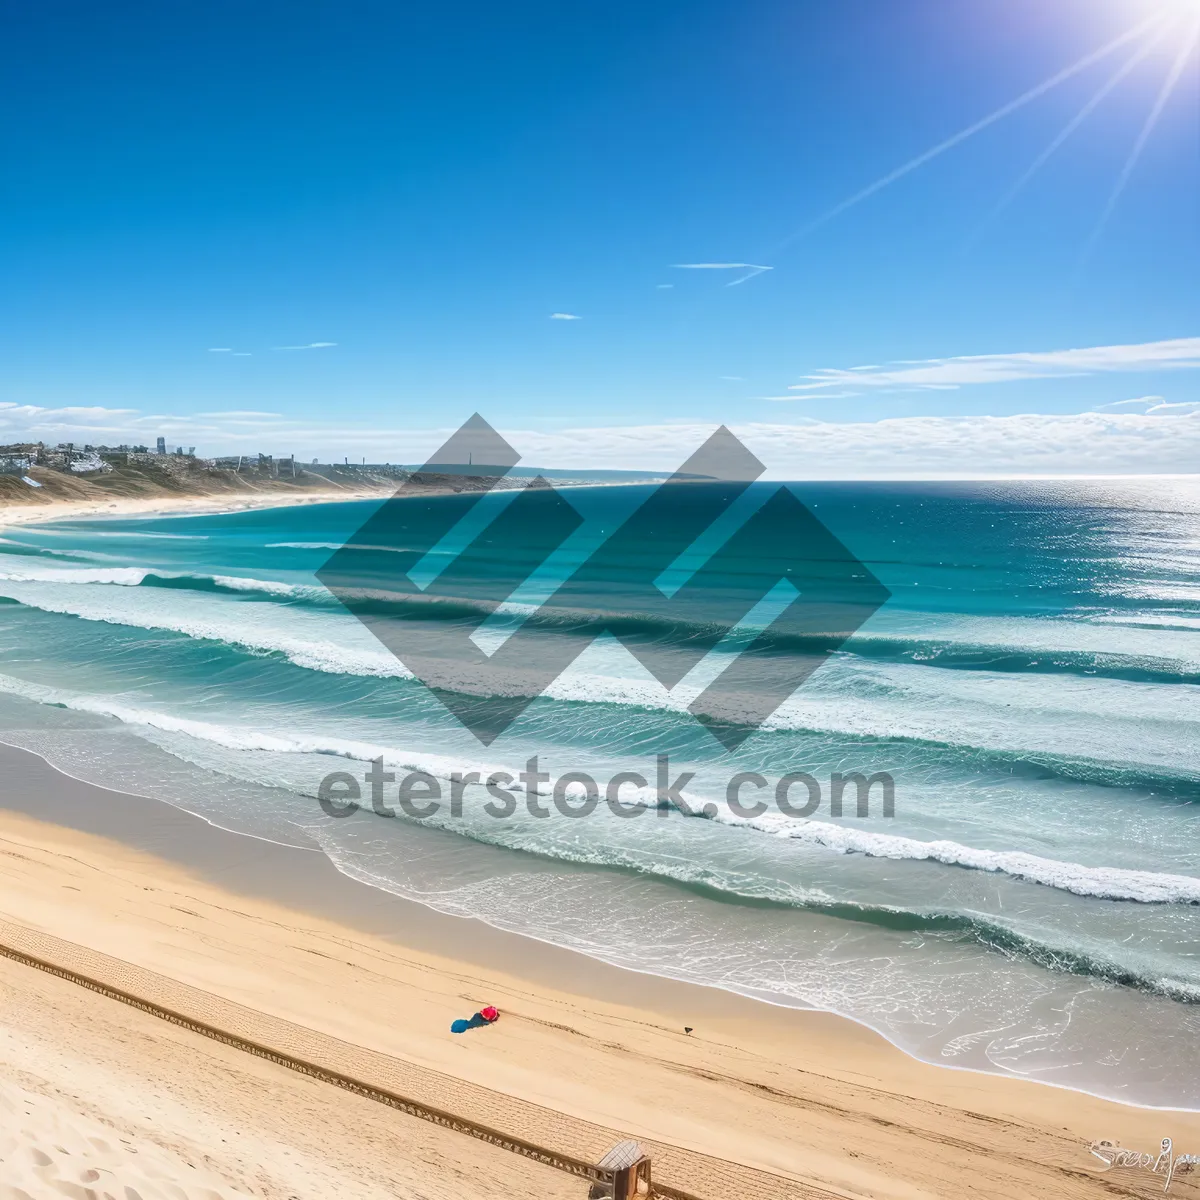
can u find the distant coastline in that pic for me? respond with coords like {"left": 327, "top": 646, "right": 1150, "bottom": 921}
{"left": 0, "top": 448, "right": 663, "bottom": 529}
{"left": 0, "top": 448, "right": 394, "bottom": 527}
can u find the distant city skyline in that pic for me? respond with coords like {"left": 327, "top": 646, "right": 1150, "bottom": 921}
{"left": 1, "top": 0, "right": 1197, "bottom": 476}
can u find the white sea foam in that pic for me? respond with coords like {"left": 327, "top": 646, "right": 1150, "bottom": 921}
{"left": 0, "top": 566, "right": 154, "bottom": 586}
{"left": 0, "top": 579, "right": 404, "bottom": 677}
{"left": 10, "top": 562, "right": 1200, "bottom": 666}
{"left": 0, "top": 673, "right": 498, "bottom": 785}
{"left": 89, "top": 531, "right": 211, "bottom": 540}
{"left": 854, "top": 611, "right": 1200, "bottom": 669}
{"left": 1089, "top": 613, "right": 1200, "bottom": 632}
{"left": 209, "top": 574, "right": 318, "bottom": 597}
{"left": 0, "top": 669, "right": 1196, "bottom": 905}
{"left": 266, "top": 541, "right": 420, "bottom": 555}
{"left": 710, "top": 807, "right": 1200, "bottom": 904}
{"left": 0, "top": 564, "right": 323, "bottom": 600}
{"left": 3, "top": 575, "right": 1200, "bottom": 777}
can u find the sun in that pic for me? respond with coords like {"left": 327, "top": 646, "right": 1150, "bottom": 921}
{"left": 1115, "top": 0, "right": 1200, "bottom": 33}
{"left": 1125, "top": 0, "right": 1200, "bottom": 22}
{"left": 1104, "top": 0, "right": 1200, "bottom": 37}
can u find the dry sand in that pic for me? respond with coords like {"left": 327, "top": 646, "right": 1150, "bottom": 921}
{"left": 0, "top": 745, "right": 1197, "bottom": 1199}
{"left": 0, "top": 937, "right": 579, "bottom": 1200}
{"left": 1, "top": 1070, "right": 262, "bottom": 1200}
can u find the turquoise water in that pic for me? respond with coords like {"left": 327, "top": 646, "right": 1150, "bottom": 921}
{"left": 1, "top": 478, "right": 1199, "bottom": 1105}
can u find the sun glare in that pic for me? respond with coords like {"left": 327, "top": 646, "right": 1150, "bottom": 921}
{"left": 1123, "top": 0, "right": 1200, "bottom": 15}
{"left": 1117, "top": 0, "right": 1200, "bottom": 42}
{"left": 786, "top": 2, "right": 1199, "bottom": 253}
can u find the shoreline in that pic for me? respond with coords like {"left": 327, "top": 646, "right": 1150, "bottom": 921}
{"left": 0, "top": 742, "right": 831, "bottom": 1035}
{"left": 0, "top": 485, "right": 396, "bottom": 530}
{"left": 0, "top": 470, "right": 641, "bottom": 532}
{"left": 1, "top": 741, "right": 1199, "bottom": 1197}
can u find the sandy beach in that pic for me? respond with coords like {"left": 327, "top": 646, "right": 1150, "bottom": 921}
{"left": 0, "top": 471, "right": 610, "bottom": 531}
{"left": 0, "top": 487, "right": 394, "bottom": 531}
{"left": 0, "top": 912, "right": 577, "bottom": 1200}
{"left": 0, "top": 742, "right": 1197, "bottom": 1199}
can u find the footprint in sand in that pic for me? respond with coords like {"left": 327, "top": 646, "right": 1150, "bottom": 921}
{"left": 0, "top": 1078, "right": 255, "bottom": 1200}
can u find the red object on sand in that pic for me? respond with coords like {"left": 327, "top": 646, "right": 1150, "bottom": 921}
{"left": 481, "top": 1005, "right": 499, "bottom": 1022}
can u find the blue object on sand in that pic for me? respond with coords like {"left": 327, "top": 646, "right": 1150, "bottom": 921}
{"left": 450, "top": 1012, "right": 492, "bottom": 1034}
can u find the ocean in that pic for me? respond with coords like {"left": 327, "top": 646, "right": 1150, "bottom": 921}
{"left": 1, "top": 477, "right": 1198, "bottom": 1107}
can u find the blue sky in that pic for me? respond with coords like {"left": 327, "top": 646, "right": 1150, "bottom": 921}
{"left": 1, "top": 0, "right": 1198, "bottom": 475}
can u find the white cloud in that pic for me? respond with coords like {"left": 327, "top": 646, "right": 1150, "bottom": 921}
{"left": 788, "top": 338, "right": 1200, "bottom": 394}
{"left": 765, "top": 391, "right": 862, "bottom": 401}
{"left": 273, "top": 342, "right": 337, "bottom": 350}
{"left": 207, "top": 348, "right": 233, "bottom": 353}
{"left": 193, "top": 410, "right": 284, "bottom": 419}
{"left": 1146, "top": 401, "right": 1200, "bottom": 413}
{"left": 1096, "top": 395, "right": 1163, "bottom": 409}
{"left": 549, "top": 313, "right": 581, "bottom": 320}
{"left": 501, "top": 411, "right": 1200, "bottom": 478}
{"left": 4, "top": 403, "right": 1200, "bottom": 479}
{"left": 0, "top": 405, "right": 138, "bottom": 423}
{"left": 672, "top": 262, "right": 773, "bottom": 286}
{"left": 656, "top": 284, "right": 674, "bottom": 289}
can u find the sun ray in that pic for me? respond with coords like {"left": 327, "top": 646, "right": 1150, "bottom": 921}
{"left": 983, "top": 24, "right": 1172, "bottom": 228}
{"left": 774, "top": 13, "right": 1168, "bottom": 251}
{"left": 1080, "top": 12, "right": 1200, "bottom": 265}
